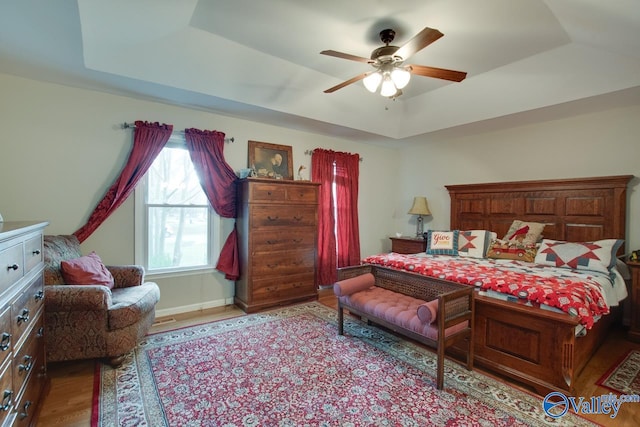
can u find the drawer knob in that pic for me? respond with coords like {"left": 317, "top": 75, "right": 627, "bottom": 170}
{"left": 34, "top": 290, "right": 44, "bottom": 301}
{"left": 267, "top": 215, "right": 279, "bottom": 221}
{"left": 0, "top": 390, "right": 12, "bottom": 412}
{"left": 19, "top": 400, "right": 32, "bottom": 419}
{"left": 7, "top": 264, "right": 19, "bottom": 271}
{"left": 17, "top": 309, "right": 30, "bottom": 325}
{"left": 293, "top": 216, "right": 303, "bottom": 221}
{"left": 0, "top": 333, "right": 10, "bottom": 351}
{"left": 32, "top": 249, "right": 41, "bottom": 255}
{"left": 19, "top": 355, "right": 33, "bottom": 373}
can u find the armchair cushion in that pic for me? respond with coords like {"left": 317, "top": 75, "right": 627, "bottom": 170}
{"left": 61, "top": 252, "right": 115, "bottom": 289}
{"left": 109, "top": 284, "right": 161, "bottom": 330}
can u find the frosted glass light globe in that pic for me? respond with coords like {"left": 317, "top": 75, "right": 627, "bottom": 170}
{"left": 380, "top": 76, "right": 397, "bottom": 97}
{"left": 391, "top": 67, "right": 411, "bottom": 89}
{"left": 363, "top": 72, "right": 382, "bottom": 92}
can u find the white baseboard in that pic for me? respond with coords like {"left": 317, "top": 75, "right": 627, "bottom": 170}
{"left": 155, "top": 297, "right": 235, "bottom": 318}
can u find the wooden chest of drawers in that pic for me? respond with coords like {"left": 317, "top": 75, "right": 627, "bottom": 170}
{"left": 0, "top": 221, "right": 48, "bottom": 427}
{"left": 236, "top": 179, "right": 320, "bottom": 313}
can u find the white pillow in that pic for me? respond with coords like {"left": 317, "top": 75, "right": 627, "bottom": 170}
{"left": 534, "top": 239, "right": 623, "bottom": 274}
{"left": 458, "top": 230, "right": 493, "bottom": 258}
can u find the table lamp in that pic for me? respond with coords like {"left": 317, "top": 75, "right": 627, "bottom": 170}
{"left": 408, "top": 196, "right": 431, "bottom": 237}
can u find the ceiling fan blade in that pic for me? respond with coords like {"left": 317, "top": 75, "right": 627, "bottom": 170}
{"left": 320, "top": 50, "right": 372, "bottom": 63}
{"left": 324, "top": 73, "right": 370, "bottom": 93}
{"left": 409, "top": 65, "right": 467, "bottom": 82}
{"left": 395, "top": 27, "right": 444, "bottom": 60}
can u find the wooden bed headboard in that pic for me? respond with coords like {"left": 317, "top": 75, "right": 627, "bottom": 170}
{"left": 446, "top": 175, "right": 633, "bottom": 253}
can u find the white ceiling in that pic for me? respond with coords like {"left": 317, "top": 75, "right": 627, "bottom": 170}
{"left": 1, "top": 0, "right": 639, "bottom": 144}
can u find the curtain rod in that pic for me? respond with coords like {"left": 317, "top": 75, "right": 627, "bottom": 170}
{"left": 304, "top": 149, "right": 363, "bottom": 162}
{"left": 121, "top": 122, "right": 235, "bottom": 143}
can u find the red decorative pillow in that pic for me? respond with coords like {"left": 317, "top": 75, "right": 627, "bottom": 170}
{"left": 333, "top": 273, "right": 375, "bottom": 297}
{"left": 416, "top": 299, "right": 439, "bottom": 324}
{"left": 502, "top": 220, "right": 545, "bottom": 247}
{"left": 486, "top": 239, "right": 538, "bottom": 262}
{"left": 60, "top": 252, "right": 115, "bottom": 289}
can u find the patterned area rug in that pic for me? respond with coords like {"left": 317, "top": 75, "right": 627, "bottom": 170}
{"left": 92, "top": 303, "right": 597, "bottom": 426}
{"left": 597, "top": 349, "right": 640, "bottom": 395}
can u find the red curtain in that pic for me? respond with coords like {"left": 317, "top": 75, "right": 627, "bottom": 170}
{"left": 311, "top": 149, "right": 361, "bottom": 285}
{"left": 334, "top": 151, "right": 361, "bottom": 267}
{"left": 312, "top": 150, "right": 337, "bottom": 285}
{"left": 74, "top": 121, "right": 172, "bottom": 243}
{"left": 184, "top": 128, "right": 240, "bottom": 280}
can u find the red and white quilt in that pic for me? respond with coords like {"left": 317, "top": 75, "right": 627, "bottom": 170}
{"left": 362, "top": 252, "right": 614, "bottom": 329}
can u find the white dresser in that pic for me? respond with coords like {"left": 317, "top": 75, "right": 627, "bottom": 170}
{"left": 0, "top": 221, "right": 48, "bottom": 427}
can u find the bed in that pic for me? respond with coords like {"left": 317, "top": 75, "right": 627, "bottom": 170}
{"left": 364, "top": 175, "right": 633, "bottom": 395}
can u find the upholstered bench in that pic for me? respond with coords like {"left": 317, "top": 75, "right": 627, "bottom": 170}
{"left": 335, "top": 264, "right": 474, "bottom": 390}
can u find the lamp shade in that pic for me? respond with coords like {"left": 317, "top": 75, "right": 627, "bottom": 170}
{"left": 408, "top": 197, "right": 431, "bottom": 216}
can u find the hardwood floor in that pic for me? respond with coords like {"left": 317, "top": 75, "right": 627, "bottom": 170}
{"left": 38, "top": 290, "right": 640, "bottom": 426}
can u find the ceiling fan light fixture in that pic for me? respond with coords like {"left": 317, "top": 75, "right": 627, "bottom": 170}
{"left": 391, "top": 67, "right": 411, "bottom": 89}
{"left": 380, "top": 75, "right": 397, "bottom": 97}
{"left": 363, "top": 72, "right": 382, "bottom": 92}
{"left": 321, "top": 26, "right": 466, "bottom": 95}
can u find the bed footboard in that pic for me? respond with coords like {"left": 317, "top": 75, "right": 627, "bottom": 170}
{"left": 472, "top": 295, "right": 579, "bottom": 395}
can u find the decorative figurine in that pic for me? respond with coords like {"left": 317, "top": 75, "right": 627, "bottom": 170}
{"left": 297, "top": 165, "right": 307, "bottom": 181}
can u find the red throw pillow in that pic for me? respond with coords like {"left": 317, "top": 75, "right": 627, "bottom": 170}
{"left": 333, "top": 273, "right": 375, "bottom": 297}
{"left": 60, "top": 252, "right": 115, "bottom": 289}
{"left": 416, "top": 299, "right": 439, "bottom": 324}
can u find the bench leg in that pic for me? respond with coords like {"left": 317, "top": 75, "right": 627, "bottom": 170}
{"left": 466, "top": 334, "right": 474, "bottom": 371}
{"left": 337, "top": 305, "right": 344, "bottom": 335}
{"left": 437, "top": 346, "right": 445, "bottom": 390}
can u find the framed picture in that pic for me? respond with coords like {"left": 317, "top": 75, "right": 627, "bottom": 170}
{"left": 248, "top": 140, "right": 293, "bottom": 180}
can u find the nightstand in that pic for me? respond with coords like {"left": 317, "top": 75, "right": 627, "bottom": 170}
{"left": 627, "top": 261, "right": 640, "bottom": 342}
{"left": 390, "top": 236, "right": 426, "bottom": 254}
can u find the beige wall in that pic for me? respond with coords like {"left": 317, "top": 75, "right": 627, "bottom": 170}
{"left": 2, "top": 72, "right": 638, "bottom": 315}
{"left": 0, "top": 73, "right": 399, "bottom": 315}
{"left": 395, "top": 104, "right": 640, "bottom": 251}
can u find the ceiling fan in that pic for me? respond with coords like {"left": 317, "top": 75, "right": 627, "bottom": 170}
{"left": 321, "top": 27, "right": 467, "bottom": 97}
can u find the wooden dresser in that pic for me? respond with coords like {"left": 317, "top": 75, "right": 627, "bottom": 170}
{"left": 0, "top": 221, "right": 48, "bottom": 427}
{"left": 236, "top": 179, "right": 320, "bottom": 313}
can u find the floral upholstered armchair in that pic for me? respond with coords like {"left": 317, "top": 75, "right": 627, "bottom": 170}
{"left": 43, "top": 235, "right": 160, "bottom": 367}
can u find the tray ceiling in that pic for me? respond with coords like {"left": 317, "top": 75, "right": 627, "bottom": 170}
{"left": 1, "top": 0, "right": 638, "bottom": 143}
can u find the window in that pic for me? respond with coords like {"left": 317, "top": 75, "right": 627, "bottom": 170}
{"left": 135, "top": 135, "right": 218, "bottom": 275}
